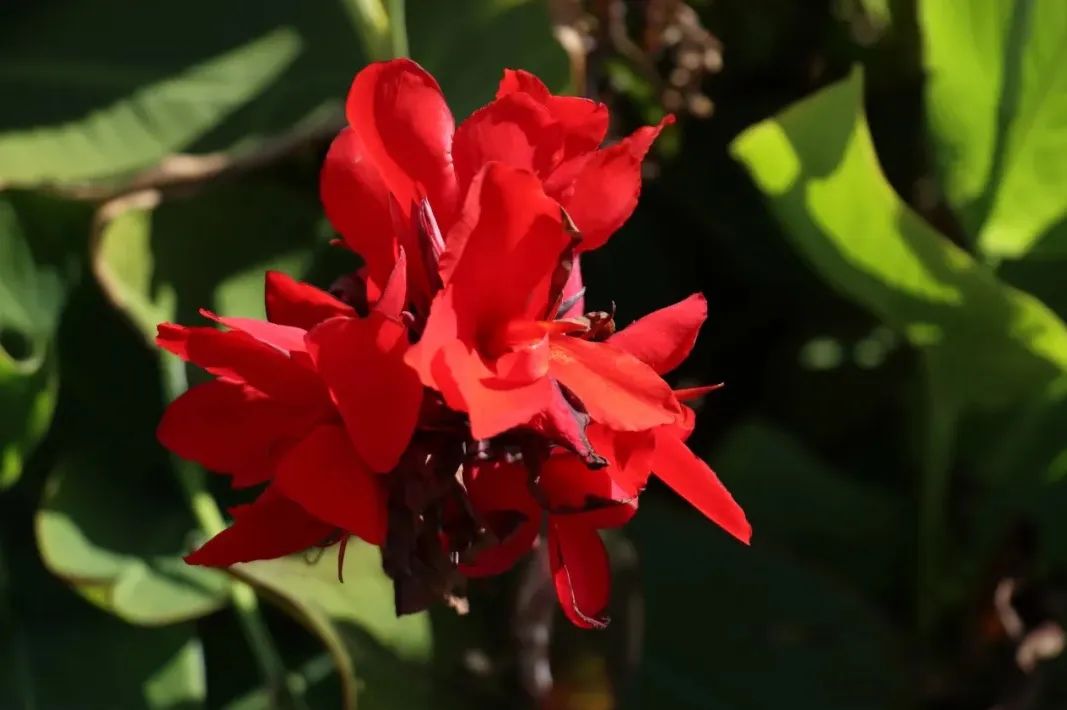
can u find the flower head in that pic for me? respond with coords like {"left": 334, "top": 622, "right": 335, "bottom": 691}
{"left": 158, "top": 59, "right": 749, "bottom": 628}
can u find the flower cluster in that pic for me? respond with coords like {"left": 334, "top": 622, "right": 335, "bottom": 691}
{"left": 158, "top": 59, "right": 750, "bottom": 628}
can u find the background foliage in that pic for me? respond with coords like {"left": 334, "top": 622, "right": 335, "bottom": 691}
{"left": 3, "top": 0, "right": 1067, "bottom": 708}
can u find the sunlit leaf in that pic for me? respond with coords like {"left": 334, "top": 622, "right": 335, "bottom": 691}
{"left": 921, "top": 0, "right": 1067, "bottom": 258}
{"left": 730, "top": 67, "right": 1067, "bottom": 413}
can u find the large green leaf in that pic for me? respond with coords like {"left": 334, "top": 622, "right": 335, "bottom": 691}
{"left": 0, "top": 199, "right": 64, "bottom": 489}
{"left": 627, "top": 496, "right": 903, "bottom": 710}
{"left": 0, "top": 0, "right": 566, "bottom": 188}
{"left": 0, "top": 28, "right": 302, "bottom": 185}
{"left": 730, "top": 67, "right": 1067, "bottom": 413}
{"left": 921, "top": 0, "right": 1067, "bottom": 259}
{"left": 94, "top": 182, "right": 325, "bottom": 340}
{"left": 1, "top": 531, "right": 206, "bottom": 709}
{"left": 235, "top": 542, "right": 440, "bottom": 710}
{"left": 36, "top": 447, "right": 230, "bottom": 626}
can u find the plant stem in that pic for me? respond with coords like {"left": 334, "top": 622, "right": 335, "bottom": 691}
{"left": 162, "top": 355, "right": 303, "bottom": 708}
{"left": 386, "top": 0, "right": 409, "bottom": 58}
{"left": 347, "top": 0, "right": 408, "bottom": 60}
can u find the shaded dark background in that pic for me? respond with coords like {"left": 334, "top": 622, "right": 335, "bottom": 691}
{"left": 3, "top": 1, "right": 1066, "bottom": 708}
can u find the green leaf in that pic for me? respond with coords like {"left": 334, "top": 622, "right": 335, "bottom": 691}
{"left": 713, "top": 419, "right": 906, "bottom": 597}
{"left": 628, "top": 496, "right": 902, "bottom": 710}
{"left": 36, "top": 448, "right": 230, "bottom": 626}
{"left": 0, "top": 0, "right": 567, "bottom": 188}
{"left": 235, "top": 542, "right": 438, "bottom": 710}
{"left": 409, "top": 0, "right": 569, "bottom": 118}
{"left": 94, "top": 182, "right": 324, "bottom": 340}
{"left": 0, "top": 28, "right": 301, "bottom": 185}
{"left": 729, "top": 67, "right": 1067, "bottom": 412}
{"left": 1, "top": 531, "right": 206, "bottom": 709}
{"left": 921, "top": 0, "right": 1067, "bottom": 258}
{"left": 0, "top": 199, "right": 65, "bottom": 489}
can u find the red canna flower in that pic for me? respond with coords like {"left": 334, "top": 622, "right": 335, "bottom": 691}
{"left": 157, "top": 58, "right": 749, "bottom": 631}
{"left": 157, "top": 269, "right": 421, "bottom": 563}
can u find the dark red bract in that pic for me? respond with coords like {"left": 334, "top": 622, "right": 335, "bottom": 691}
{"left": 158, "top": 58, "right": 749, "bottom": 628}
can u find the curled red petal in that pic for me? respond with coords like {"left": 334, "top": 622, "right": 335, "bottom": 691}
{"left": 558, "top": 115, "right": 674, "bottom": 251}
{"left": 344, "top": 59, "right": 457, "bottom": 229}
{"left": 158, "top": 380, "right": 322, "bottom": 487}
{"left": 199, "top": 308, "right": 307, "bottom": 354}
{"left": 435, "top": 340, "right": 554, "bottom": 441}
{"left": 608, "top": 293, "right": 707, "bottom": 375}
{"left": 264, "top": 271, "right": 355, "bottom": 331}
{"left": 156, "top": 324, "right": 328, "bottom": 407}
{"left": 497, "top": 69, "right": 608, "bottom": 158}
{"left": 548, "top": 519, "right": 610, "bottom": 629}
{"left": 548, "top": 336, "right": 679, "bottom": 432}
{"left": 305, "top": 314, "right": 421, "bottom": 473}
{"left": 651, "top": 429, "right": 751, "bottom": 544}
{"left": 274, "top": 424, "right": 388, "bottom": 545}
{"left": 320, "top": 127, "right": 398, "bottom": 287}
{"left": 185, "top": 487, "right": 334, "bottom": 566}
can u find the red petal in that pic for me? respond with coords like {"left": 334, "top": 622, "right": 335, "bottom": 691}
{"left": 548, "top": 336, "right": 679, "bottom": 431}
{"left": 651, "top": 430, "right": 751, "bottom": 544}
{"left": 320, "top": 127, "right": 398, "bottom": 287}
{"left": 158, "top": 380, "right": 322, "bottom": 487}
{"left": 557, "top": 115, "right": 674, "bottom": 251}
{"left": 264, "top": 271, "right": 355, "bottom": 331}
{"left": 548, "top": 519, "right": 610, "bottom": 629}
{"left": 674, "top": 384, "right": 723, "bottom": 401}
{"left": 453, "top": 92, "right": 563, "bottom": 191}
{"left": 274, "top": 424, "right": 387, "bottom": 545}
{"left": 539, "top": 454, "right": 636, "bottom": 529}
{"left": 157, "top": 324, "right": 328, "bottom": 407}
{"left": 557, "top": 254, "right": 585, "bottom": 318}
{"left": 460, "top": 520, "right": 539, "bottom": 578}
{"left": 586, "top": 425, "right": 655, "bottom": 495}
{"left": 497, "top": 69, "right": 608, "bottom": 158}
{"left": 372, "top": 247, "right": 408, "bottom": 320}
{"left": 435, "top": 340, "right": 554, "bottom": 441}
{"left": 305, "top": 314, "right": 421, "bottom": 473}
{"left": 608, "top": 293, "right": 706, "bottom": 374}
{"left": 185, "top": 487, "right": 334, "bottom": 566}
{"left": 199, "top": 308, "right": 307, "bottom": 354}
{"left": 464, "top": 460, "right": 539, "bottom": 515}
{"left": 440, "top": 163, "right": 571, "bottom": 328}
{"left": 345, "top": 59, "right": 458, "bottom": 229}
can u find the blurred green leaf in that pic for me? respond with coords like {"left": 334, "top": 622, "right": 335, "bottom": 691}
{"left": 628, "top": 496, "right": 903, "bottom": 710}
{"left": 0, "top": 199, "right": 65, "bottom": 489}
{"left": 0, "top": 0, "right": 566, "bottom": 188}
{"left": 95, "top": 182, "right": 324, "bottom": 339}
{"left": 36, "top": 448, "right": 230, "bottom": 625}
{"left": 730, "top": 67, "right": 1067, "bottom": 414}
{"left": 235, "top": 542, "right": 441, "bottom": 710}
{"left": 714, "top": 419, "right": 906, "bottom": 596}
{"left": 408, "top": 0, "right": 569, "bottom": 118}
{"left": 0, "top": 28, "right": 301, "bottom": 185}
{"left": 1, "top": 532, "right": 206, "bottom": 709}
{"left": 921, "top": 0, "right": 1067, "bottom": 259}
